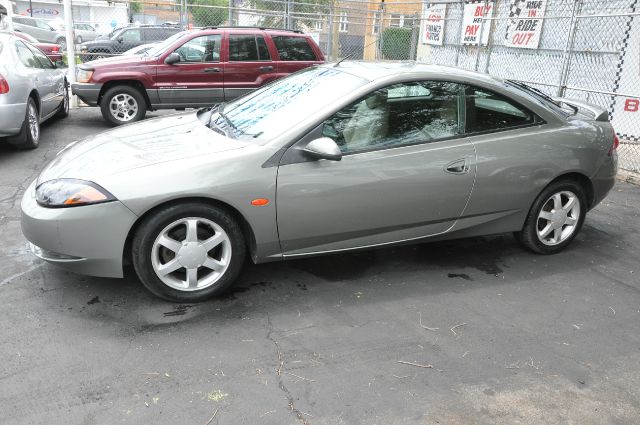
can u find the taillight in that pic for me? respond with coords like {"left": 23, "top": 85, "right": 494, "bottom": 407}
{"left": 609, "top": 133, "right": 619, "bottom": 156}
{"left": 0, "top": 74, "right": 9, "bottom": 94}
{"left": 52, "top": 46, "right": 59, "bottom": 52}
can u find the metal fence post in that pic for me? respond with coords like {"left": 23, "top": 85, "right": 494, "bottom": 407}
{"left": 455, "top": 1, "right": 464, "bottom": 67}
{"left": 63, "top": 0, "right": 77, "bottom": 107}
{"left": 474, "top": 0, "right": 489, "bottom": 71}
{"left": 327, "top": 2, "right": 334, "bottom": 61}
{"left": 3, "top": 0, "right": 14, "bottom": 31}
{"left": 228, "top": 0, "right": 233, "bottom": 26}
{"left": 410, "top": 12, "right": 419, "bottom": 61}
{"left": 557, "top": 0, "right": 582, "bottom": 97}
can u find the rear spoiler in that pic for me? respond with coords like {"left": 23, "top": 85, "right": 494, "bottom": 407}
{"left": 552, "top": 97, "right": 609, "bottom": 122}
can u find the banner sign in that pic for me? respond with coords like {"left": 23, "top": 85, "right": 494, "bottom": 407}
{"left": 610, "top": 13, "right": 640, "bottom": 143}
{"left": 504, "top": 0, "right": 548, "bottom": 49}
{"left": 422, "top": 4, "right": 446, "bottom": 46}
{"left": 461, "top": 1, "right": 495, "bottom": 46}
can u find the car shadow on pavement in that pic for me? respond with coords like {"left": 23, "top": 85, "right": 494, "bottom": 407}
{"left": 33, "top": 224, "right": 620, "bottom": 333}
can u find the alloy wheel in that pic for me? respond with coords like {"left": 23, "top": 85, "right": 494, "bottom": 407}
{"left": 536, "top": 190, "right": 581, "bottom": 246}
{"left": 151, "top": 217, "right": 232, "bottom": 291}
{"left": 28, "top": 103, "right": 39, "bottom": 142}
{"left": 109, "top": 93, "right": 138, "bottom": 122}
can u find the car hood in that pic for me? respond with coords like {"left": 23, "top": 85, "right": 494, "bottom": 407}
{"left": 81, "top": 54, "right": 152, "bottom": 68}
{"left": 38, "top": 112, "right": 248, "bottom": 184}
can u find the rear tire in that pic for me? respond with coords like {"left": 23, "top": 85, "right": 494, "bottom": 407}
{"left": 55, "top": 84, "right": 69, "bottom": 119}
{"left": 515, "top": 180, "right": 587, "bottom": 254}
{"left": 8, "top": 97, "right": 39, "bottom": 150}
{"left": 100, "top": 85, "right": 146, "bottom": 126}
{"left": 132, "top": 203, "right": 247, "bottom": 302}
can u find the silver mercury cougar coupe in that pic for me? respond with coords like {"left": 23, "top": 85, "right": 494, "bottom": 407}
{"left": 21, "top": 62, "right": 618, "bottom": 302}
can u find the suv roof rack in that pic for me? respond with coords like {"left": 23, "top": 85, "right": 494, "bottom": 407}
{"left": 202, "top": 26, "right": 302, "bottom": 34}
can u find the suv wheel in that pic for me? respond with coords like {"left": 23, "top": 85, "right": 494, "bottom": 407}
{"left": 100, "top": 85, "right": 146, "bottom": 126}
{"left": 56, "top": 37, "right": 66, "bottom": 51}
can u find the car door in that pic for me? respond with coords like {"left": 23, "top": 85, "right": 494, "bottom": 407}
{"left": 155, "top": 33, "right": 225, "bottom": 107}
{"left": 34, "top": 19, "right": 56, "bottom": 43}
{"left": 26, "top": 42, "right": 63, "bottom": 117}
{"left": 271, "top": 35, "right": 322, "bottom": 75}
{"left": 223, "top": 33, "right": 277, "bottom": 100}
{"left": 114, "top": 28, "right": 142, "bottom": 53}
{"left": 14, "top": 41, "right": 47, "bottom": 116}
{"left": 276, "top": 80, "right": 477, "bottom": 256}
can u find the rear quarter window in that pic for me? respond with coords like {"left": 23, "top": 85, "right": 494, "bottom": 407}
{"left": 272, "top": 35, "right": 317, "bottom": 61}
{"left": 465, "top": 87, "right": 536, "bottom": 134}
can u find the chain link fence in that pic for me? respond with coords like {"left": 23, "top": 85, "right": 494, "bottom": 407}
{"left": 3, "top": 0, "right": 639, "bottom": 175}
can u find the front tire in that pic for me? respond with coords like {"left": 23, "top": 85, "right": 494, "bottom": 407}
{"left": 100, "top": 85, "right": 146, "bottom": 126}
{"left": 132, "top": 203, "right": 247, "bottom": 302}
{"left": 8, "top": 97, "right": 39, "bottom": 150}
{"left": 516, "top": 180, "right": 587, "bottom": 254}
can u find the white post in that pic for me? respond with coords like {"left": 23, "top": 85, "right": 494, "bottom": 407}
{"left": 63, "top": 0, "right": 77, "bottom": 107}
{"left": 2, "top": 0, "right": 14, "bottom": 31}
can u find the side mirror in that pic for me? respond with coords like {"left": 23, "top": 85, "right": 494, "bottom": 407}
{"left": 117, "top": 37, "right": 123, "bottom": 43}
{"left": 302, "top": 137, "right": 342, "bottom": 161}
{"left": 164, "top": 52, "right": 180, "bottom": 65}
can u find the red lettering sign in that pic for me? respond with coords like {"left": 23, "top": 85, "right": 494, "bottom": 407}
{"left": 624, "top": 98, "right": 640, "bottom": 112}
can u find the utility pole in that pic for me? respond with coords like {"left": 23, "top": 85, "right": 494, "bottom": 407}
{"left": 62, "top": 0, "right": 77, "bottom": 107}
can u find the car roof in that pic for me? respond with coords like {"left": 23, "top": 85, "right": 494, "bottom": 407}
{"left": 324, "top": 61, "right": 502, "bottom": 84}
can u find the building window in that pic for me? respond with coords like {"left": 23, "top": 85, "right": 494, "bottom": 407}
{"left": 390, "top": 14, "right": 404, "bottom": 28}
{"left": 372, "top": 11, "right": 380, "bottom": 34}
{"left": 339, "top": 12, "right": 348, "bottom": 32}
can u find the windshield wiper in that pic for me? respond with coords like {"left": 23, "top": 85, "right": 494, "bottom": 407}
{"left": 207, "top": 103, "right": 237, "bottom": 138}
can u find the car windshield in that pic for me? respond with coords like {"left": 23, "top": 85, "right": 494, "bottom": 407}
{"left": 209, "top": 66, "right": 368, "bottom": 142}
{"left": 147, "top": 31, "right": 188, "bottom": 56}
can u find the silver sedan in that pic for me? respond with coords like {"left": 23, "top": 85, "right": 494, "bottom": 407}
{"left": 21, "top": 62, "right": 618, "bottom": 302}
{"left": 0, "top": 32, "right": 69, "bottom": 149}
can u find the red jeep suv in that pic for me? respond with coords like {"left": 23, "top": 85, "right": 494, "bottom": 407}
{"left": 71, "top": 27, "right": 325, "bottom": 125}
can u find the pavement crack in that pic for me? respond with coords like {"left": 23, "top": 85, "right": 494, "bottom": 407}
{"left": 266, "top": 314, "right": 311, "bottom": 425}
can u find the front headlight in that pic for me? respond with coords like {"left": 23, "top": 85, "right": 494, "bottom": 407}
{"left": 76, "top": 68, "right": 93, "bottom": 83}
{"left": 36, "top": 179, "right": 116, "bottom": 208}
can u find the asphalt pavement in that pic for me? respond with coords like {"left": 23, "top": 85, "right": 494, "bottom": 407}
{"left": 1, "top": 108, "right": 639, "bottom": 425}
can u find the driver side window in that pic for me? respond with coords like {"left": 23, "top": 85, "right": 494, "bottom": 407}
{"left": 322, "top": 81, "right": 464, "bottom": 154}
{"left": 174, "top": 35, "right": 221, "bottom": 63}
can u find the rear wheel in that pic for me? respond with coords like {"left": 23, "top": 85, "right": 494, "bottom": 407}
{"left": 56, "top": 37, "right": 66, "bottom": 51}
{"left": 55, "top": 84, "right": 69, "bottom": 119}
{"left": 100, "top": 85, "right": 146, "bottom": 126}
{"left": 515, "top": 180, "right": 587, "bottom": 254}
{"left": 132, "top": 203, "right": 246, "bottom": 302}
{"left": 8, "top": 97, "right": 39, "bottom": 150}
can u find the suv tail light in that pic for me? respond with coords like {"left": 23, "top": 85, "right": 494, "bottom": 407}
{"left": 0, "top": 74, "right": 9, "bottom": 94}
{"left": 52, "top": 46, "right": 60, "bottom": 53}
{"left": 609, "top": 133, "right": 619, "bottom": 156}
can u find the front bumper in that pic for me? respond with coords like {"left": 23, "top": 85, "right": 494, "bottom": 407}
{"left": 0, "top": 102, "right": 26, "bottom": 137}
{"left": 71, "top": 82, "right": 102, "bottom": 106}
{"left": 21, "top": 180, "right": 138, "bottom": 278}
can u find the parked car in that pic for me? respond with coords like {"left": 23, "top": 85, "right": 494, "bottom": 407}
{"left": 23, "top": 62, "right": 617, "bottom": 301}
{"left": 11, "top": 16, "right": 67, "bottom": 48}
{"left": 73, "top": 22, "right": 98, "bottom": 44}
{"left": 0, "top": 32, "right": 69, "bottom": 149}
{"left": 78, "top": 24, "right": 181, "bottom": 62}
{"left": 72, "top": 27, "right": 325, "bottom": 125}
{"left": 122, "top": 42, "right": 158, "bottom": 56}
{"left": 13, "top": 31, "right": 62, "bottom": 62}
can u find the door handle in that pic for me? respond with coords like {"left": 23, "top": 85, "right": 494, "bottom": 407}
{"left": 203, "top": 67, "right": 221, "bottom": 73}
{"left": 445, "top": 159, "right": 470, "bottom": 174}
{"left": 259, "top": 65, "right": 274, "bottom": 72}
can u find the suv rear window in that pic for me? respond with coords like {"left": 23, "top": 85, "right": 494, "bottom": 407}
{"left": 229, "top": 34, "right": 270, "bottom": 61}
{"left": 272, "top": 36, "right": 316, "bottom": 61}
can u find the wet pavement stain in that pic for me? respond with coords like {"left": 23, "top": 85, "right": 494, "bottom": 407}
{"left": 163, "top": 304, "right": 195, "bottom": 317}
{"left": 448, "top": 273, "right": 472, "bottom": 281}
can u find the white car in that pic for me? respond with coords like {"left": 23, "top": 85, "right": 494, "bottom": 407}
{"left": 123, "top": 43, "right": 158, "bottom": 56}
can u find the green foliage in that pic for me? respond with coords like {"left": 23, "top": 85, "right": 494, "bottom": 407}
{"left": 247, "top": 0, "right": 331, "bottom": 29}
{"left": 380, "top": 27, "right": 413, "bottom": 60}
{"left": 191, "top": 0, "right": 228, "bottom": 27}
{"left": 129, "top": 2, "right": 142, "bottom": 14}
